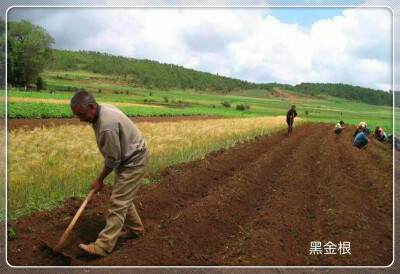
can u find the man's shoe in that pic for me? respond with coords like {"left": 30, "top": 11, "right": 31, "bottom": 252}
{"left": 78, "top": 243, "right": 107, "bottom": 258}
{"left": 118, "top": 230, "right": 141, "bottom": 240}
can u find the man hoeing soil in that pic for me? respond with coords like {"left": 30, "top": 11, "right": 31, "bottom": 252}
{"left": 70, "top": 91, "right": 148, "bottom": 257}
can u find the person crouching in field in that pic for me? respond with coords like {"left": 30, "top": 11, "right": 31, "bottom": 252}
{"left": 286, "top": 105, "right": 297, "bottom": 135}
{"left": 353, "top": 127, "right": 370, "bottom": 149}
{"left": 373, "top": 126, "right": 386, "bottom": 142}
{"left": 334, "top": 120, "right": 345, "bottom": 137}
{"left": 353, "top": 121, "right": 367, "bottom": 138}
{"left": 70, "top": 91, "right": 148, "bottom": 258}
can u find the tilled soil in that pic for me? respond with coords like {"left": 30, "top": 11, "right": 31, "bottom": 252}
{"left": 7, "top": 123, "right": 393, "bottom": 266}
{"left": 7, "top": 115, "right": 226, "bottom": 131}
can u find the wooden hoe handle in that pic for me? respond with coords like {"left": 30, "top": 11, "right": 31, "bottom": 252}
{"left": 53, "top": 189, "right": 96, "bottom": 252}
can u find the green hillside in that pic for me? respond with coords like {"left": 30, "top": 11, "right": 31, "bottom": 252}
{"left": 46, "top": 49, "right": 392, "bottom": 106}
{"left": 47, "top": 49, "right": 258, "bottom": 92}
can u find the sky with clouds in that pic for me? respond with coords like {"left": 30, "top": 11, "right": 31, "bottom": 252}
{"left": 8, "top": 6, "right": 392, "bottom": 91}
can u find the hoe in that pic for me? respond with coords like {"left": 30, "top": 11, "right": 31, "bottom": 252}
{"left": 40, "top": 189, "right": 96, "bottom": 263}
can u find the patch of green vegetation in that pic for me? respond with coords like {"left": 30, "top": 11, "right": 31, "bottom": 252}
{"left": 7, "top": 227, "right": 16, "bottom": 240}
{"left": 7, "top": 102, "right": 72, "bottom": 118}
{"left": 241, "top": 89, "right": 270, "bottom": 97}
{"left": 7, "top": 82, "right": 393, "bottom": 133}
{"left": 7, "top": 101, "right": 283, "bottom": 119}
{"left": 7, "top": 66, "right": 393, "bottom": 133}
{"left": 142, "top": 178, "right": 151, "bottom": 185}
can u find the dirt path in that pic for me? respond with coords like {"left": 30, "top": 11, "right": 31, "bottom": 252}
{"left": 7, "top": 115, "right": 227, "bottom": 131}
{"left": 7, "top": 123, "right": 393, "bottom": 266}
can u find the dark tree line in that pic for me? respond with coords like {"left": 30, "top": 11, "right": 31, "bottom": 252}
{"left": 292, "top": 83, "right": 392, "bottom": 106}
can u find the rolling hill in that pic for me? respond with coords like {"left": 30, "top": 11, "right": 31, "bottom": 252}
{"left": 46, "top": 49, "right": 392, "bottom": 106}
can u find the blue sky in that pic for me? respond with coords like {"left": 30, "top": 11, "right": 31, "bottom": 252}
{"left": 264, "top": 8, "right": 346, "bottom": 27}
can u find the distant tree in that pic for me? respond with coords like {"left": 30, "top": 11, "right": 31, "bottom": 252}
{"left": 221, "top": 101, "right": 231, "bottom": 108}
{"left": 36, "top": 76, "right": 45, "bottom": 90}
{"left": 7, "top": 20, "right": 54, "bottom": 87}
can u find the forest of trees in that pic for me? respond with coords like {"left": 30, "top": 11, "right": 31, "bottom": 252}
{"left": 292, "top": 83, "right": 392, "bottom": 106}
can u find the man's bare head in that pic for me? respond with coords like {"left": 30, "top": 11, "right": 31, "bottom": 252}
{"left": 70, "top": 91, "right": 98, "bottom": 123}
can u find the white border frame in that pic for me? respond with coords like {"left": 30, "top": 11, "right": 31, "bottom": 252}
{"left": 4, "top": 5, "right": 396, "bottom": 269}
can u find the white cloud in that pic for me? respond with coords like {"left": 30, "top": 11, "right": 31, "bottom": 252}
{"left": 8, "top": 7, "right": 392, "bottom": 91}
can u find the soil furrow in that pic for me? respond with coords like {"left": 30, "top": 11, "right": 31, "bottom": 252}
{"left": 214, "top": 123, "right": 330, "bottom": 266}
{"left": 93, "top": 124, "right": 313, "bottom": 266}
{"left": 7, "top": 122, "right": 392, "bottom": 266}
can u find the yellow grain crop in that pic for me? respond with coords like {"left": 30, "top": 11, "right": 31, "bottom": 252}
{"left": 7, "top": 116, "right": 298, "bottom": 217}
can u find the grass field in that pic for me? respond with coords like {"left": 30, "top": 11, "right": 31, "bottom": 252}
{"left": 7, "top": 70, "right": 393, "bottom": 132}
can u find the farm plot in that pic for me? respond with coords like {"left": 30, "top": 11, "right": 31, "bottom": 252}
{"left": 6, "top": 115, "right": 228, "bottom": 131}
{"left": 6, "top": 101, "right": 267, "bottom": 119}
{"left": 7, "top": 116, "right": 290, "bottom": 218}
{"left": 7, "top": 123, "right": 392, "bottom": 266}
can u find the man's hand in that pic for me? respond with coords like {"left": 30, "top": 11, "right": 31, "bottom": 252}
{"left": 91, "top": 166, "right": 113, "bottom": 192}
{"left": 91, "top": 178, "right": 104, "bottom": 192}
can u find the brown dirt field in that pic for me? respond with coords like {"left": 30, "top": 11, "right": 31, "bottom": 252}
{"left": 271, "top": 88, "right": 292, "bottom": 98}
{"left": 7, "top": 123, "right": 393, "bottom": 266}
{"left": 7, "top": 115, "right": 227, "bottom": 131}
{"left": 271, "top": 88, "right": 314, "bottom": 100}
